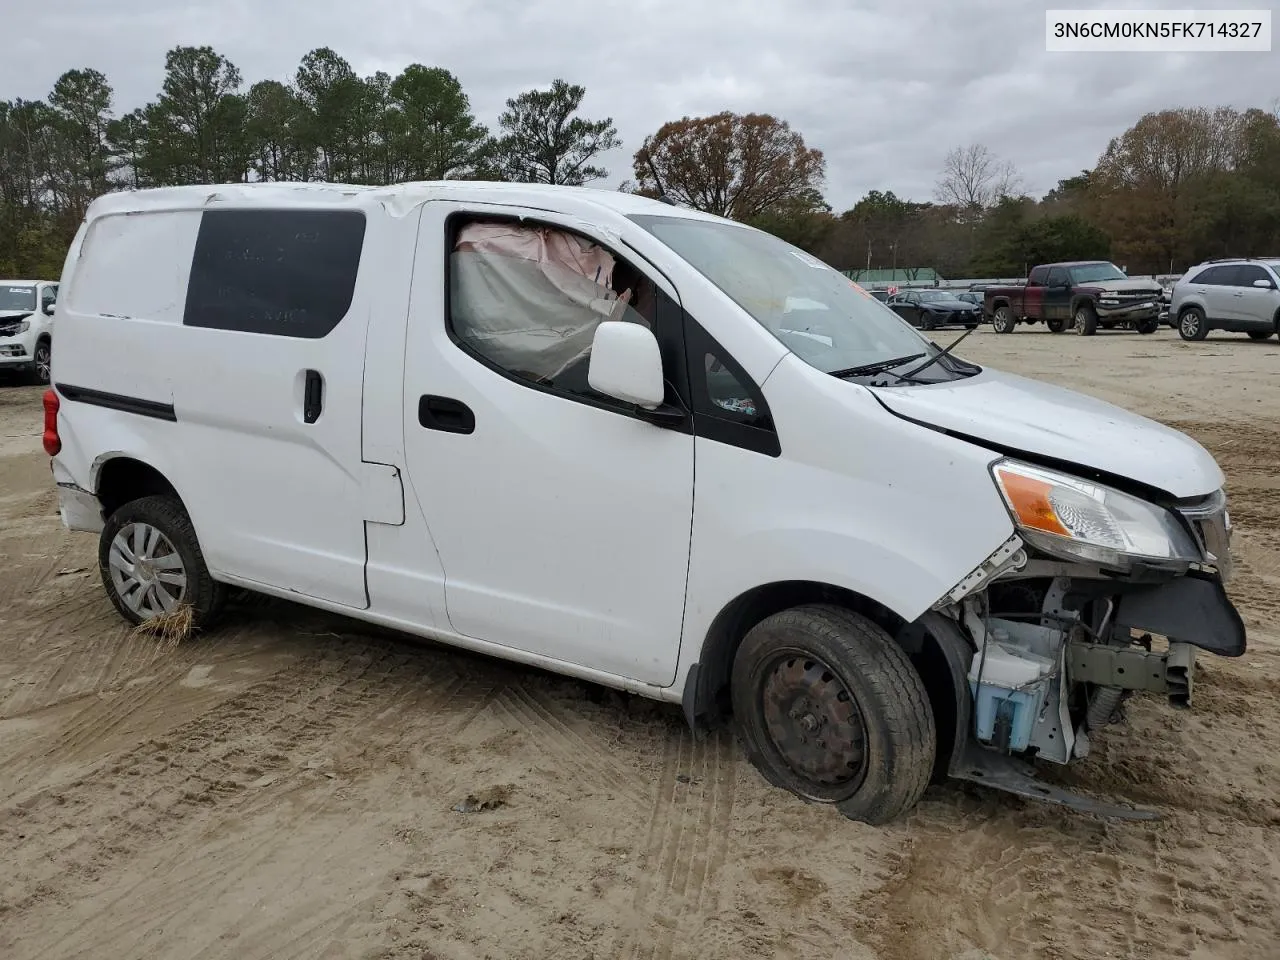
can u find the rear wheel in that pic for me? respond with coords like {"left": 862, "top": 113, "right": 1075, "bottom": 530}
{"left": 98, "top": 494, "right": 226, "bottom": 629}
{"left": 1247, "top": 330, "right": 1273, "bottom": 341}
{"left": 1073, "top": 304, "right": 1099, "bottom": 336}
{"left": 1178, "top": 307, "right": 1209, "bottom": 341}
{"left": 1135, "top": 317, "right": 1160, "bottom": 335}
{"left": 731, "top": 604, "right": 935, "bottom": 825}
{"left": 1046, "top": 318, "right": 1066, "bottom": 334}
{"left": 991, "top": 306, "right": 1017, "bottom": 334}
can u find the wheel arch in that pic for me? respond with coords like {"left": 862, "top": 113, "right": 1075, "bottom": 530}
{"left": 93, "top": 454, "right": 184, "bottom": 519}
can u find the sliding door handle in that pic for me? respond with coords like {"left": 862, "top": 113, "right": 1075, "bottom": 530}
{"left": 303, "top": 369, "right": 323, "bottom": 423}
{"left": 418, "top": 395, "right": 475, "bottom": 434}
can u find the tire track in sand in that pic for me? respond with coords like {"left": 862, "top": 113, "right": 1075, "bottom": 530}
{"left": 614, "top": 726, "right": 738, "bottom": 960}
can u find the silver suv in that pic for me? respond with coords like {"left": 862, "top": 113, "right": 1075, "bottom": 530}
{"left": 1171, "top": 258, "right": 1280, "bottom": 341}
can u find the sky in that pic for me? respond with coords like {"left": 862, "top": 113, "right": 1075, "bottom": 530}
{"left": 6, "top": 0, "right": 1278, "bottom": 211}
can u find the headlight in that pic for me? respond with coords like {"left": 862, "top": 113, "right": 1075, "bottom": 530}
{"left": 1099, "top": 298, "right": 1119, "bottom": 305}
{"left": 15, "top": 320, "right": 30, "bottom": 334}
{"left": 991, "top": 460, "right": 1200, "bottom": 569}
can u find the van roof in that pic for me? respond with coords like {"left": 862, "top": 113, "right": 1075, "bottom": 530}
{"left": 83, "top": 180, "right": 733, "bottom": 226}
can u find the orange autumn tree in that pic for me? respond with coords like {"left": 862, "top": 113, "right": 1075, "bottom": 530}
{"left": 632, "top": 111, "right": 825, "bottom": 221}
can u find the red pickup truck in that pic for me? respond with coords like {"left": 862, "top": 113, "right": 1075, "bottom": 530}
{"left": 984, "top": 261, "right": 1164, "bottom": 336}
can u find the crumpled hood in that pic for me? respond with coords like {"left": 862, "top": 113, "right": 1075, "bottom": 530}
{"left": 873, "top": 367, "right": 1223, "bottom": 499}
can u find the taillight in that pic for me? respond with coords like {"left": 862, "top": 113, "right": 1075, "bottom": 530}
{"left": 42, "top": 388, "right": 61, "bottom": 457}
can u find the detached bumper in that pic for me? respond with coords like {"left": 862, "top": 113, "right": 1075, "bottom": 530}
{"left": 55, "top": 481, "right": 104, "bottom": 534}
{"left": 1096, "top": 301, "right": 1160, "bottom": 322}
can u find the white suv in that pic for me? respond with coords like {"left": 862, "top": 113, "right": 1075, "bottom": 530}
{"left": 0, "top": 280, "right": 58, "bottom": 383}
{"left": 1170, "top": 258, "right": 1280, "bottom": 341}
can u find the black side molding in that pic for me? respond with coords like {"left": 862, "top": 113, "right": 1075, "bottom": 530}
{"left": 55, "top": 383, "right": 177, "bottom": 422}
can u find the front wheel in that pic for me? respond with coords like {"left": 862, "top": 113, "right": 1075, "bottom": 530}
{"left": 731, "top": 605, "right": 935, "bottom": 825}
{"left": 991, "top": 306, "right": 1017, "bottom": 334}
{"left": 98, "top": 494, "right": 226, "bottom": 629}
{"left": 1073, "top": 304, "right": 1099, "bottom": 336}
{"left": 1178, "top": 307, "right": 1209, "bottom": 341}
{"left": 31, "top": 339, "right": 51, "bottom": 385}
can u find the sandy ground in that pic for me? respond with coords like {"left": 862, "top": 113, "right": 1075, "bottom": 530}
{"left": 1, "top": 326, "right": 1278, "bottom": 960}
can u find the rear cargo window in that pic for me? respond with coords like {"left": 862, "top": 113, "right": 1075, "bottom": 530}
{"left": 183, "top": 209, "right": 366, "bottom": 338}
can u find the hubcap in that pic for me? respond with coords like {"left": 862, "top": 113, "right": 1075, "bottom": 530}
{"left": 1074, "top": 311, "right": 1087, "bottom": 333}
{"left": 35, "top": 346, "right": 50, "bottom": 381}
{"left": 1181, "top": 314, "right": 1198, "bottom": 337}
{"left": 108, "top": 522, "right": 188, "bottom": 618}
{"left": 761, "top": 654, "right": 867, "bottom": 794}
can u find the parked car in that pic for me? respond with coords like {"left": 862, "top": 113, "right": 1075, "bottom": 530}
{"left": 1170, "top": 258, "right": 1280, "bottom": 341}
{"left": 0, "top": 280, "right": 58, "bottom": 383}
{"left": 886, "top": 289, "right": 981, "bottom": 330}
{"left": 45, "top": 181, "right": 1242, "bottom": 824}
{"left": 984, "top": 261, "right": 1163, "bottom": 335}
{"left": 955, "top": 291, "right": 985, "bottom": 311}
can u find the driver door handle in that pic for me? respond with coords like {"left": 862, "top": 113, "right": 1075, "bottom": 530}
{"left": 418, "top": 395, "right": 475, "bottom": 434}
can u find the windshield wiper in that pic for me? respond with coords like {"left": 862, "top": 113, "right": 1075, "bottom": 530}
{"left": 827, "top": 353, "right": 925, "bottom": 380}
{"left": 899, "top": 325, "right": 978, "bottom": 380}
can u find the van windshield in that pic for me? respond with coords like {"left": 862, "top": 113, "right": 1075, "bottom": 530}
{"left": 0, "top": 285, "right": 36, "bottom": 312}
{"left": 629, "top": 214, "right": 970, "bottom": 381}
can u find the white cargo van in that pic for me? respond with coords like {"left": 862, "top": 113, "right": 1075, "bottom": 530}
{"left": 44, "top": 182, "right": 1244, "bottom": 822}
{"left": 0, "top": 279, "right": 58, "bottom": 383}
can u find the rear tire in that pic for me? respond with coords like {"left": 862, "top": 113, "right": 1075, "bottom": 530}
{"left": 1247, "top": 330, "right": 1273, "bottom": 341}
{"left": 991, "top": 306, "right": 1017, "bottom": 334}
{"left": 1046, "top": 318, "right": 1066, "bottom": 334}
{"left": 1135, "top": 317, "right": 1160, "bottom": 335}
{"left": 1178, "top": 307, "right": 1209, "bottom": 341}
{"left": 1073, "top": 304, "right": 1099, "bottom": 336}
{"left": 731, "top": 604, "right": 936, "bottom": 825}
{"left": 98, "top": 494, "right": 226, "bottom": 630}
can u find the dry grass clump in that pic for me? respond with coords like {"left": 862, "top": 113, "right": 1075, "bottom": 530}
{"left": 130, "top": 604, "right": 195, "bottom": 648}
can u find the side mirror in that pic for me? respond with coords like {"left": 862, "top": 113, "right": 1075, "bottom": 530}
{"left": 1253, "top": 279, "right": 1274, "bottom": 289}
{"left": 42, "top": 300, "right": 56, "bottom": 316}
{"left": 588, "top": 321, "right": 665, "bottom": 410}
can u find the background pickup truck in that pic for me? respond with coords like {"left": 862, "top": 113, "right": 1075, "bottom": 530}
{"left": 984, "top": 261, "right": 1164, "bottom": 336}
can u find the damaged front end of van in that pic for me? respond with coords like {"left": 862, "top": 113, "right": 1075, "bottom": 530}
{"left": 912, "top": 459, "right": 1243, "bottom": 820}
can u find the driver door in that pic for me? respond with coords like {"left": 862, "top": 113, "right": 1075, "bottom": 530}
{"left": 1044, "top": 267, "right": 1072, "bottom": 322}
{"left": 400, "top": 202, "right": 696, "bottom": 686}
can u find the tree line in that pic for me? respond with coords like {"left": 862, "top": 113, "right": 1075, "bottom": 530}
{"left": 3, "top": 45, "right": 1279, "bottom": 280}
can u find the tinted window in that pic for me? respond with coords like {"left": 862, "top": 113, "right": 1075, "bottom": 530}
{"left": 1027, "top": 267, "right": 1049, "bottom": 285}
{"left": 1188, "top": 266, "right": 1219, "bottom": 285}
{"left": 1046, "top": 268, "right": 1068, "bottom": 286}
{"left": 184, "top": 209, "right": 366, "bottom": 337}
{"left": 1235, "top": 265, "right": 1271, "bottom": 286}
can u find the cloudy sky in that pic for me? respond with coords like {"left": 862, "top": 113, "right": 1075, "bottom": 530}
{"left": 6, "top": 0, "right": 1277, "bottom": 210}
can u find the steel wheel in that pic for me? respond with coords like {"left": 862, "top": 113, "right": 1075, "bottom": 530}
{"left": 107, "top": 521, "right": 188, "bottom": 619}
{"left": 33, "top": 341, "right": 51, "bottom": 384}
{"left": 760, "top": 651, "right": 868, "bottom": 798}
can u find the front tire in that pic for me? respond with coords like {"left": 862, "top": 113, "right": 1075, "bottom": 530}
{"left": 98, "top": 494, "right": 226, "bottom": 629}
{"left": 991, "top": 306, "right": 1017, "bottom": 334}
{"left": 31, "top": 339, "right": 51, "bottom": 385}
{"left": 1073, "top": 304, "right": 1099, "bottom": 336}
{"left": 1178, "top": 307, "right": 1209, "bottom": 341}
{"left": 731, "top": 605, "right": 935, "bottom": 825}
